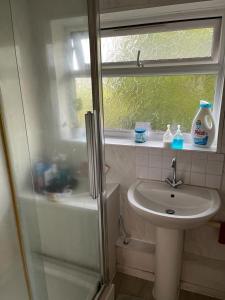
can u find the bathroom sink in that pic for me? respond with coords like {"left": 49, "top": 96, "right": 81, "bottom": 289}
{"left": 128, "top": 180, "right": 221, "bottom": 229}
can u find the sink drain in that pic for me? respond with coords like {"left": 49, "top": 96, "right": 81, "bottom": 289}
{"left": 166, "top": 209, "right": 175, "bottom": 215}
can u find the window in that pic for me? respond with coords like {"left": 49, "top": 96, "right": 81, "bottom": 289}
{"left": 100, "top": 18, "right": 222, "bottom": 134}
{"left": 70, "top": 17, "right": 222, "bottom": 139}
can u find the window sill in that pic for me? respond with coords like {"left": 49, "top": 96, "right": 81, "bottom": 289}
{"left": 105, "top": 137, "right": 217, "bottom": 153}
{"left": 62, "top": 136, "right": 217, "bottom": 153}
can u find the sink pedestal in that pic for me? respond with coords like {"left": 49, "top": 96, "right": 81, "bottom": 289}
{"left": 154, "top": 227, "right": 184, "bottom": 300}
{"left": 128, "top": 180, "right": 221, "bottom": 300}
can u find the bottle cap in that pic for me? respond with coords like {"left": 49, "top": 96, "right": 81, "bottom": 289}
{"left": 200, "top": 100, "right": 212, "bottom": 109}
{"left": 135, "top": 127, "right": 146, "bottom": 133}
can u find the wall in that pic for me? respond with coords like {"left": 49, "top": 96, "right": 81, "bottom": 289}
{"left": 10, "top": 0, "right": 45, "bottom": 164}
{"left": 105, "top": 144, "right": 225, "bottom": 242}
{"left": 0, "top": 131, "right": 29, "bottom": 299}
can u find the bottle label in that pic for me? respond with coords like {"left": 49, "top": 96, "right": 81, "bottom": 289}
{"left": 193, "top": 120, "right": 208, "bottom": 145}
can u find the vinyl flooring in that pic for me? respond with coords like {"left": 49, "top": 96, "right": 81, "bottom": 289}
{"left": 113, "top": 272, "right": 219, "bottom": 300}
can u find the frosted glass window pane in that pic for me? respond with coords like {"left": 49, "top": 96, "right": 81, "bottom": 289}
{"left": 102, "top": 75, "right": 216, "bottom": 132}
{"left": 101, "top": 28, "right": 214, "bottom": 63}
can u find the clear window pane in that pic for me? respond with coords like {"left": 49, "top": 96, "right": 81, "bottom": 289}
{"left": 102, "top": 75, "right": 216, "bottom": 132}
{"left": 101, "top": 27, "right": 214, "bottom": 63}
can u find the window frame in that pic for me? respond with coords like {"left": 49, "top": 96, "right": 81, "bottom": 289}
{"left": 101, "top": 18, "right": 221, "bottom": 68}
{"left": 100, "top": 18, "right": 221, "bottom": 80}
{"left": 51, "top": 5, "right": 225, "bottom": 151}
{"left": 97, "top": 17, "right": 223, "bottom": 140}
{"left": 71, "top": 18, "right": 222, "bottom": 77}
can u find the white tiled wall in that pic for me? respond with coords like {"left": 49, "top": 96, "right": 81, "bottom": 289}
{"left": 135, "top": 147, "right": 224, "bottom": 189}
{"left": 105, "top": 143, "right": 225, "bottom": 261}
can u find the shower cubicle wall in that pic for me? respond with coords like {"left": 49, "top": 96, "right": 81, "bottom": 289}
{"left": 0, "top": 0, "right": 107, "bottom": 299}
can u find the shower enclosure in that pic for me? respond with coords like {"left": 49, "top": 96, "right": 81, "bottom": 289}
{"left": 0, "top": 0, "right": 108, "bottom": 299}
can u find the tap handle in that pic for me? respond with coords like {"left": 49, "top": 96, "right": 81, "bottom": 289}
{"left": 171, "top": 157, "right": 176, "bottom": 167}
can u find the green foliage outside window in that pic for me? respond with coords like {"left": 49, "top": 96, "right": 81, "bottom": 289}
{"left": 102, "top": 75, "right": 216, "bottom": 132}
{"left": 75, "top": 74, "right": 215, "bottom": 132}
{"left": 74, "top": 27, "right": 216, "bottom": 132}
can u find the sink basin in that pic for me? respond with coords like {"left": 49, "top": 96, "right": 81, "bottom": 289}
{"left": 128, "top": 180, "right": 221, "bottom": 229}
{"left": 128, "top": 179, "right": 221, "bottom": 300}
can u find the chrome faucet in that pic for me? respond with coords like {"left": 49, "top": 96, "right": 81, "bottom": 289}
{"left": 165, "top": 157, "right": 183, "bottom": 188}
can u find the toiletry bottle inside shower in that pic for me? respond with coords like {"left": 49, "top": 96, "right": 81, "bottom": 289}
{"left": 34, "top": 162, "right": 46, "bottom": 193}
{"left": 58, "top": 154, "right": 70, "bottom": 187}
{"left": 172, "top": 125, "right": 184, "bottom": 150}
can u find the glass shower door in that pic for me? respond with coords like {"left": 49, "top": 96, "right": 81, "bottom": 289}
{"left": 0, "top": 0, "right": 106, "bottom": 299}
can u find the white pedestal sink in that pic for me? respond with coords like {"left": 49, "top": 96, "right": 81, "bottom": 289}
{"left": 128, "top": 180, "right": 221, "bottom": 300}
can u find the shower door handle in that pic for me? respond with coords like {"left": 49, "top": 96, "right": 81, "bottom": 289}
{"left": 85, "top": 111, "right": 99, "bottom": 199}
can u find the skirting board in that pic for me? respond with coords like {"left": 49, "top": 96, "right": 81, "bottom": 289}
{"left": 116, "top": 238, "right": 225, "bottom": 300}
{"left": 98, "top": 284, "right": 115, "bottom": 300}
{"left": 117, "top": 264, "right": 225, "bottom": 300}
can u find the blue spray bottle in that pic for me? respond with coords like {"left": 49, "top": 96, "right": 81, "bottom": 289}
{"left": 172, "top": 125, "right": 184, "bottom": 150}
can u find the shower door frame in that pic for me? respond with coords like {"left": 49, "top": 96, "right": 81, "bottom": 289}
{"left": 0, "top": 0, "right": 109, "bottom": 298}
{"left": 87, "top": 0, "right": 110, "bottom": 295}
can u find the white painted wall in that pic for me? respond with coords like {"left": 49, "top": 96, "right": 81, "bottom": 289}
{"left": 10, "top": 0, "right": 45, "bottom": 164}
{"left": 0, "top": 132, "right": 29, "bottom": 300}
{"left": 0, "top": 0, "right": 49, "bottom": 298}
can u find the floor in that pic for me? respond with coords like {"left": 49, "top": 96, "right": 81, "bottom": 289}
{"left": 113, "top": 273, "right": 219, "bottom": 300}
